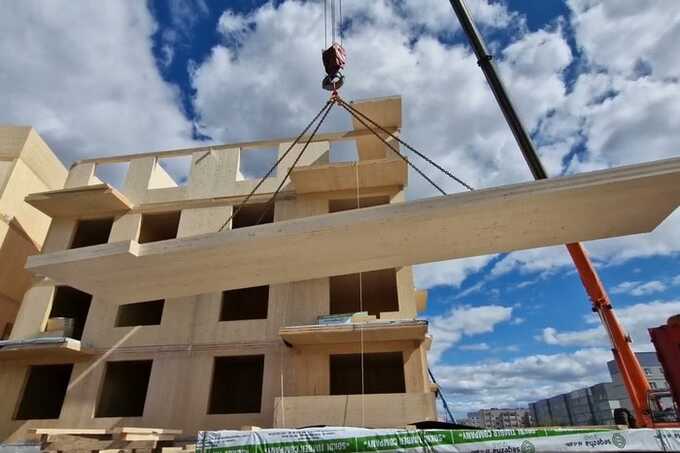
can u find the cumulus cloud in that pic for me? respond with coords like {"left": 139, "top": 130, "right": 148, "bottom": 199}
{"left": 458, "top": 342, "right": 490, "bottom": 351}
{"left": 611, "top": 280, "right": 667, "bottom": 296}
{"left": 0, "top": 1, "right": 196, "bottom": 165}
{"left": 537, "top": 299, "right": 680, "bottom": 349}
{"left": 427, "top": 304, "right": 513, "bottom": 363}
{"left": 433, "top": 348, "right": 614, "bottom": 413}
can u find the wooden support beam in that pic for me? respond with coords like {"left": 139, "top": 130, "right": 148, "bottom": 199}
{"left": 26, "top": 157, "right": 680, "bottom": 302}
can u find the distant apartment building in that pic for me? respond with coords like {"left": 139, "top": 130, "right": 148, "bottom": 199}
{"left": 607, "top": 351, "right": 669, "bottom": 413}
{"left": 465, "top": 408, "right": 533, "bottom": 429}
{"left": 529, "top": 382, "right": 621, "bottom": 427}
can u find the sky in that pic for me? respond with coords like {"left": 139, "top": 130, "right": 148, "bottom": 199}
{"left": 2, "top": 0, "right": 680, "bottom": 420}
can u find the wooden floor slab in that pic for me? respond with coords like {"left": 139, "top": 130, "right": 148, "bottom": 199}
{"left": 0, "top": 338, "right": 94, "bottom": 362}
{"left": 280, "top": 320, "right": 427, "bottom": 345}
{"left": 25, "top": 184, "right": 132, "bottom": 218}
{"left": 26, "top": 157, "right": 680, "bottom": 302}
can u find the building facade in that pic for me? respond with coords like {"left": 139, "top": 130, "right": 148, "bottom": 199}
{"left": 465, "top": 408, "right": 533, "bottom": 429}
{"left": 0, "top": 127, "right": 66, "bottom": 339}
{"left": 0, "top": 97, "right": 438, "bottom": 443}
{"left": 529, "top": 383, "right": 621, "bottom": 427}
{"left": 607, "top": 351, "right": 670, "bottom": 413}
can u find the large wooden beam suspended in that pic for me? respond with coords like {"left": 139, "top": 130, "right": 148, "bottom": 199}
{"left": 26, "top": 157, "right": 680, "bottom": 302}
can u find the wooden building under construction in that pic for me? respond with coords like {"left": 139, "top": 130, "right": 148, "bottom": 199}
{"left": 1, "top": 95, "right": 679, "bottom": 444}
{"left": 0, "top": 97, "right": 438, "bottom": 442}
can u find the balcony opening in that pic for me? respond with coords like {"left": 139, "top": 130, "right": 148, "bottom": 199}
{"left": 329, "top": 195, "right": 389, "bottom": 213}
{"left": 330, "top": 268, "right": 399, "bottom": 317}
{"left": 231, "top": 203, "right": 273, "bottom": 229}
{"left": 95, "top": 360, "right": 152, "bottom": 417}
{"left": 237, "top": 147, "right": 277, "bottom": 180}
{"left": 49, "top": 286, "right": 92, "bottom": 340}
{"left": 220, "top": 286, "right": 269, "bottom": 321}
{"left": 208, "top": 355, "right": 264, "bottom": 414}
{"left": 115, "top": 300, "right": 164, "bottom": 327}
{"left": 330, "top": 352, "right": 405, "bottom": 395}
{"left": 138, "top": 211, "right": 181, "bottom": 243}
{"left": 15, "top": 364, "right": 73, "bottom": 420}
{"left": 70, "top": 217, "right": 114, "bottom": 249}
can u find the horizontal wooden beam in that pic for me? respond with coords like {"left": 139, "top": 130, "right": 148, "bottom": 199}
{"left": 280, "top": 320, "right": 427, "bottom": 345}
{"left": 26, "top": 157, "right": 680, "bottom": 302}
{"left": 72, "top": 127, "right": 398, "bottom": 167}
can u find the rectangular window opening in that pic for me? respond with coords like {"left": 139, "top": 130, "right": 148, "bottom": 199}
{"left": 49, "top": 286, "right": 92, "bottom": 340}
{"left": 95, "top": 360, "right": 152, "bottom": 417}
{"left": 237, "top": 148, "right": 277, "bottom": 181}
{"left": 138, "top": 211, "right": 181, "bottom": 243}
{"left": 221, "top": 286, "right": 269, "bottom": 321}
{"left": 70, "top": 217, "right": 114, "bottom": 249}
{"left": 94, "top": 162, "right": 130, "bottom": 190}
{"left": 329, "top": 195, "right": 390, "bottom": 213}
{"left": 231, "top": 203, "right": 273, "bottom": 229}
{"left": 157, "top": 156, "right": 192, "bottom": 187}
{"left": 15, "top": 364, "right": 73, "bottom": 420}
{"left": 115, "top": 300, "right": 164, "bottom": 327}
{"left": 330, "top": 268, "right": 399, "bottom": 317}
{"left": 208, "top": 355, "right": 264, "bottom": 414}
{"left": 330, "top": 352, "right": 405, "bottom": 395}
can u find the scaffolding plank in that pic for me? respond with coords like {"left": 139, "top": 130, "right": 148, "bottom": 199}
{"left": 290, "top": 158, "right": 407, "bottom": 194}
{"left": 26, "top": 157, "right": 680, "bottom": 302}
{"left": 25, "top": 184, "right": 132, "bottom": 218}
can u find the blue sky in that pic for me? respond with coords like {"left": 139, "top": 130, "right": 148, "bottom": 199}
{"left": 2, "top": 0, "right": 680, "bottom": 418}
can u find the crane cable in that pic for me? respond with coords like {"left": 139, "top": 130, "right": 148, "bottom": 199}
{"left": 336, "top": 97, "right": 475, "bottom": 193}
{"left": 218, "top": 98, "right": 335, "bottom": 232}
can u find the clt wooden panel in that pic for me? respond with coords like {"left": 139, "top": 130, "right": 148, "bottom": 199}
{"left": 25, "top": 184, "right": 132, "bottom": 218}
{"left": 26, "top": 157, "right": 680, "bottom": 302}
{"left": 280, "top": 320, "right": 427, "bottom": 345}
{"left": 289, "top": 158, "right": 407, "bottom": 194}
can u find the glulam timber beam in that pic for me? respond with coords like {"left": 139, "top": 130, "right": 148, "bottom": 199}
{"left": 26, "top": 157, "right": 680, "bottom": 302}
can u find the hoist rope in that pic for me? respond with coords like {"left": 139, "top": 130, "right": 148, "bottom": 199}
{"left": 253, "top": 99, "right": 335, "bottom": 225}
{"left": 337, "top": 97, "right": 475, "bottom": 193}
{"left": 336, "top": 99, "right": 448, "bottom": 196}
{"left": 355, "top": 160, "right": 367, "bottom": 427}
{"left": 218, "top": 98, "right": 335, "bottom": 232}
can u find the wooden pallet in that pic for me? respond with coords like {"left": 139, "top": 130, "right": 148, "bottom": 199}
{"left": 32, "top": 427, "right": 182, "bottom": 453}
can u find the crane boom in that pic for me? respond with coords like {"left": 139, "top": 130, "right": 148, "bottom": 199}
{"left": 447, "top": 0, "right": 665, "bottom": 427}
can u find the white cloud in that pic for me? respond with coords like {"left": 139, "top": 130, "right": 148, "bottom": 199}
{"left": 415, "top": 256, "right": 493, "bottom": 290}
{"left": 459, "top": 342, "right": 490, "bottom": 351}
{"left": 433, "top": 348, "right": 614, "bottom": 413}
{"left": 537, "top": 299, "right": 680, "bottom": 349}
{"left": 611, "top": 280, "right": 667, "bottom": 296}
{"left": 428, "top": 304, "right": 513, "bottom": 363}
{"left": 568, "top": 0, "right": 680, "bottom": 79}
{"left": 0, "top": 1, "right": 195, "bottom": 166}
{"left": 402, "top": 0, "right": 516, "bottom": 36}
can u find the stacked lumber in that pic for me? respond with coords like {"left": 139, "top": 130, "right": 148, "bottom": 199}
{"left": 32, "top": 427, "right": 182, "bottom": 453}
